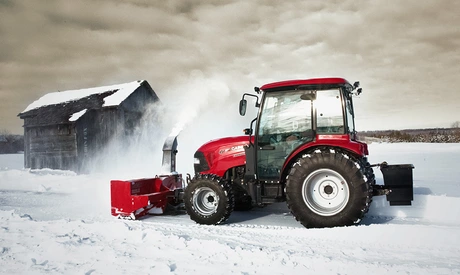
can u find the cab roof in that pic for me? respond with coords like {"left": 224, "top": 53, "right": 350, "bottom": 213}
{"left": 260, "top": 77, "right": 350, "bottom": 91}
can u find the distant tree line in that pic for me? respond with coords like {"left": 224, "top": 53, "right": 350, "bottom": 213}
{"left": 358, "top": 127, "right": 460, "bottom": 143}
{"left": 452, "top": 121, "right": 460, "bottom": 129}
{"left": 0, "top": 129, "right": 24, "bottom": 154}
{"left": 1, "top": 121, "right": 460, "bottom": 154}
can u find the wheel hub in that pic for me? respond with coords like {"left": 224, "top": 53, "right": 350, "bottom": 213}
{"left": 302, "top": 168, "right": 350, "bottom": 216}
{"left": 323, "top": 184, "right": 334, "bottom": 195}
{"left": 192, "top": 187, "right": 219, "bottom": 215}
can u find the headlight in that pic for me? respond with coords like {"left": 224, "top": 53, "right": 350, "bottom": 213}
{"left": 194, "top": 151, "right": 210, "bottom": 173}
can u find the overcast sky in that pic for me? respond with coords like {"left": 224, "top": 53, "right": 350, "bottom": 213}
{"left": 1, "top": 0, "right": 460, "bottom": 135}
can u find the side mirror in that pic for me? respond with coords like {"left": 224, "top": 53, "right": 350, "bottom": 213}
{"left": 239, "top": 99, "right": 247, "bottom": 116}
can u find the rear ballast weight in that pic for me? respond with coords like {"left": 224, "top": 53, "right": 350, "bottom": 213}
{"left": 110, "top": 77, "right": 415, "bottom": 228}
{"left": 373, "top": 162, "right": 414, "bottom": 205}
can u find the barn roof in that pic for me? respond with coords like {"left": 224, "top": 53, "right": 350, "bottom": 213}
{"left": 18, "top": 80, "right": 154, "bottom": 127}
{"left": 21, "top": 80, "right": 144, "bottom": 114}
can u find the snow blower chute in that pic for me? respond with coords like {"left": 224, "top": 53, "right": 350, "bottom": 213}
{"left": 110, "top": 136, "right": 185, "bottom": 219}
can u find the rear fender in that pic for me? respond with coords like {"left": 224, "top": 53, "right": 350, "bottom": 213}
{"left": 281, "top": 135, "right": 368, "bottom": 182}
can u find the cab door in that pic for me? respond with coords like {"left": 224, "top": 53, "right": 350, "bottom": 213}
{"left": 256, "top": 90, "right": 313, "bottom": 181}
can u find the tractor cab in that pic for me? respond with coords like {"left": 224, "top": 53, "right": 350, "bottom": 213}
{"left": 240, "top": 78, "right": 364, "bottom": 183}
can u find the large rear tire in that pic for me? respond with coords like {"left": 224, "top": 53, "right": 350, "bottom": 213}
{"left": 184, "top": 174, "right": 234, "bottom": 225}
{"left": 285, "top": 149, "right": 371, "bottom": 228}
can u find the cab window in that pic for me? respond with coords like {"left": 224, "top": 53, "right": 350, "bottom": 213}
{"left": 316, "top": 89, "right": 344, "bottom": 134}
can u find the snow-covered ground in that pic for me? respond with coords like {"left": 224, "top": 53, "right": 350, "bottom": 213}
{"left": 1, "top": 143, "right": 460, "bottom": 274}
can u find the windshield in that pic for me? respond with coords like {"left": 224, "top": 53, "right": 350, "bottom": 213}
{"left": 258, "top": 90, "right": 312, "bottom": 139}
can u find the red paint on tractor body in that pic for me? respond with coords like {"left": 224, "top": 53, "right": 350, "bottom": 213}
{"left": 283, "top": 134, "right": 368, "bottom": 172}
{"left": 195, "top": 136, "right": 253, "bottom": 177}
{"left": 260, "top": 78, "right": 350, "bottom": 90}
{"left": 195, "top": 133, "right": 368, "bottom": 179}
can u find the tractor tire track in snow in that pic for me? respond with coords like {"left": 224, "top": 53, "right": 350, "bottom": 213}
{"left": 2, "top": 210, "right": 460, "bottom": 274}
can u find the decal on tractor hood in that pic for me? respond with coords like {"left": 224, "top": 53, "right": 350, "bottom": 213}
{"left": 219, "top": 145, "right": 244, "bottom": 155}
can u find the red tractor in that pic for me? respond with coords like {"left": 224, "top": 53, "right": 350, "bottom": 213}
{"left": 111, "top": 77, "right": 414, "bottom": 228}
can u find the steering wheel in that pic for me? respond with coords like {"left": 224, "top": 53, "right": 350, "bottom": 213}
{"left": 268, "top": 128, "right": 283, "bottom": 144}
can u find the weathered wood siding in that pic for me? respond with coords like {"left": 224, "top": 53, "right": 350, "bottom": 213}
{"left": 119, "top": 82, "right": 160, "bottom": 135}
{"left": 75, "top": 108, "right": 121, "bottom": 172}
{"left": 121, "top": 82, "right": 159, "bottom": 113}
{"left": 24, "top": 124, "right": 77, "bottom": 170}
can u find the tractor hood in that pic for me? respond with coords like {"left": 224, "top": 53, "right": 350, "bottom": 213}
{"left": 194, "top": 135, "right": 254, "bottom": 176}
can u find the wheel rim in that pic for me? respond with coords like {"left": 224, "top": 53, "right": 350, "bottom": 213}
{"left": 192, "top": 187, "right": 219, "bottom": 215}
{"left": 302, "top": 168, "right": 350, "bottom": 216}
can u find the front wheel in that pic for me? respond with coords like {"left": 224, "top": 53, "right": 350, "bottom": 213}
{"left": 184, "top": 174, "right": 234, "bottom": 225}
{"left": 285, "top": 149, "right": 371, "bottom": 228}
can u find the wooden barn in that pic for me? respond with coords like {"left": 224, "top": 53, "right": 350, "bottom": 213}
{"left": 18, "top": 80, "right": 159, "bottom": 172}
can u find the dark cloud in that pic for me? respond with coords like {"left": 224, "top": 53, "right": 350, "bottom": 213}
{"left": 1, "top": 0, "right": 460, "bottom": 134}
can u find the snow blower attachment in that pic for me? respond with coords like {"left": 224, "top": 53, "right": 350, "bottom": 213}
{"left": 110, "top": 135, "right": 184, "bottom": 219}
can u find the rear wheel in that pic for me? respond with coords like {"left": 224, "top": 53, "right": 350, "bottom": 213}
{"left": 286, "top": 149, "right": 371, "bottom": 228}
{"left": 184, "top": 174, "right": 234, "bottom": 225}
